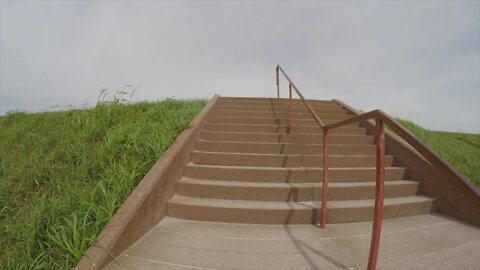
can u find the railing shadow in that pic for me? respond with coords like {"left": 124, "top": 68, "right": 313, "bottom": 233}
{"left": 273, "top": 93, "right": 349, "bottom": 269}
{"left": 283, "top": 224, "right": 351, "bottom": 270}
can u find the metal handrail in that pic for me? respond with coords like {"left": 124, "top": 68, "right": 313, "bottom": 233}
{"left": 322, "top": 110, "right": 385, "bottom": 270}
{"left": 275, "top": 65, "right": 480, "bottom": 270}
{"left": 334, "top": 99, "right": 480, "bottom": 215}
{"left": 323, "top": 109, "right": 480, "bottom": 201}
{"left": 322, "top": 109, "right": 480, "bottom": 270}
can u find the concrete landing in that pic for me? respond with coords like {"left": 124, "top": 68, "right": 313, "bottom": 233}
{"left": 104, "top": 214, "right": 480, "bottom": 270}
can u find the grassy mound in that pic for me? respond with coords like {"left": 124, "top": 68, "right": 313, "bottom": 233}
{"left": 396, "top": 119, "right": 480, "bottom": 188}
{"left": 0, "top": 98, "right": 206, "bottom": 269}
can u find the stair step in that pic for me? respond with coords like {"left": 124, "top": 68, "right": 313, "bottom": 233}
{"left": 184, "top": 163, "right": 407, "bottom": 183}
{"left": 200, "top": 131, "right": 374, "bottom": 144}
{"left": 209, "top": 110, "right": 352, "bottom": 119}
{"left": 196, "top": 141, "right": 376, "bottom": 155}
{"left": 177, "top": 178, "right": 420, "bottom": 201}
{"left": 215, "top": 102, "right": 342, "bottom": 111}
{"left": 203, "top": 123, "right": 366, "bottom": 135}
{"left": 213, "top": 106, "right": 348, "bottom": 115}
{"left": 217, "top": 97, "right": 337, "bottom": 105}
{"left": 191, "top": 151, "right": 395, "bottom": 167}
{"left": 218, "top": 97, "right": 336, "bottom": 104}
{"left": 207, "top": 116, "right": 356, "bottom": 126}
{"left": 207, "top": 111, "right": 360, "bottom": 127}
{"left": 167, "top": 195, "right": 434, "bottom": 224}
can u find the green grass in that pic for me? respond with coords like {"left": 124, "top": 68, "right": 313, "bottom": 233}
{"left": 0, "top": 98, "right": 206, "bottom": 269}
{"left": 396, "top": 119, "right": 480, "bottom": 188}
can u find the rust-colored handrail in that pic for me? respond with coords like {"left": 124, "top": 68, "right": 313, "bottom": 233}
{"left": 274, "top": 65, "right": 480, "bottom": 270}
{"left": 324, "top": 108, "right": 480, "bottom": 201}
{"left": 275, "top": 65, "right": 386, "bottom": 269}
{"left": 321, "top": 108, "right": 480, "bottom": 270}
{"left": 276, "top": 65, "right": 325, "bottom": 130}
{"left": 322, "top": 110, "right": 385, "bottom": 270}
{"left": 334, "top": 99, "right": 480, "bottom": 211}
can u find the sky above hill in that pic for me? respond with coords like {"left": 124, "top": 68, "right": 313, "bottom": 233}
{"left": 0, "top": 0, "right": 479, "bottom": 133}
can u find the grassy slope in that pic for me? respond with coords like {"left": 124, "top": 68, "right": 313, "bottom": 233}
{"left": 0, "top": 99, "right": 206, "bottom": 269}
{"left": 396, "top": 119, "right": 480, "bottom": 188}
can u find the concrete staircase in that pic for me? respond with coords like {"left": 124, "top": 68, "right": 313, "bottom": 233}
{"left": 166, "top": 97, "right": 434, "bottom": 224}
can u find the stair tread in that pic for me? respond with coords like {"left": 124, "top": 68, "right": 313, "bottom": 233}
{"left": 179, "top": 177, "right": 418, "bottom": 188}
{"left": 197, "top": 140, "right": 374, "bottom": 147}
{"left": 207, "top": 115, "right": 348, "bottom": 120}
{"left": 201, "top": 130, "right": 372, "bottom": 137}
{"left": 169, "top": 195, "right": 433, "bottom": 209}
{"left": 219, "top": 97, "right": 333, "bottom": 102}
{"left": 211, "top": 107, "right": 348, "bottom": 112}
{"left": 187, "top": 163, "right": 404, "bottom": 171}
{"left": 192, "top": 150, "right": 393, "bottom": 158}
{"left": 214, "top": 105, "right": 343, "bottom": 110}
{"left": 214, "top": 104, "right": 344, "bottom": 108}
{"left": 205, "top": 122, "right": 360, "bottom": 129}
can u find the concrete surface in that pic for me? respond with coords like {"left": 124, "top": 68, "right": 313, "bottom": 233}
{"left": 104, "top": 214, "right": 480, "bottom": 270}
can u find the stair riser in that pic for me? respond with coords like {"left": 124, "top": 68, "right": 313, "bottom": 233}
{"left": 191, "top": 152, "right": 395, "bottom": 167}
{"left": 207, "top": 116, "right": 357, "bottom": 126}
{"left": 184, "top": 166, "right": 407, "bottom": 182}
{"left": 213, "top": 106, "right": 348, "bottom": 115}
{"left": 327, "top": 183, "right": 420, "bottom": 200}
{"left": 176, "top": 182, "right": 420, "bottom": 201}
{"left": 196, "top": 141, "right": 377, "bottom": 155}
{"left": 167, "top": 200, "right": 433, "bottom": 224}
{"left": 200, "top": 132, "right": 374, "bottom": 144}
{"left": 215, "top": 102, "right": 342, "bottom": 110}
{"left": 203, "top": 124, "right": 366, "bottom": 135}
{"left": 327, "top": 200, "right": 434, "bottom": 223}
{"left": 167, "top": 203, "right": 318, "bottom": 224}
{"left": 209, "top": 111, "right": 353, "bottom": 120}
{"left": 216, "top": 99, "right": 338, "bottom": 106}
{"left": 218, "top": 97, "right": 334, "bottom": 104}
{"left": 207, "top": 115, "right": 360, "bottom": 128}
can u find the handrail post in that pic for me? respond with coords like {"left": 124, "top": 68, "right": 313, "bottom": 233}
{"left": 321, "top": 129, "right": 329, "bottom": 229}
{"left": 276, "top": 66, "right": 280, "bottom": 99}
{"left": 289, "top": 82, "right": 293, "bottom": 133}
{"left": 367, "top": 118, "right": 385, "bottom": 270}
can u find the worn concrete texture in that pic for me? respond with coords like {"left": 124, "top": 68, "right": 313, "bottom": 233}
{"left": 104, "top": 214, "right": 480, "bottom": 270}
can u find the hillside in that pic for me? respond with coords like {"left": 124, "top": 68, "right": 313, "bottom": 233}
{"left": 0, "top": 98, "right": 206, "bottom": 269}
{"left": 396, "top": 119, "right": 480, "bottom": 188}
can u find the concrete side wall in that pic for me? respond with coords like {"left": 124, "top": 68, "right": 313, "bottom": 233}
{"left": 75, "top": 95, "right": 220, "bottom": 270}
{"left": 334, "top": 99, "right": 480, "bottom": 227}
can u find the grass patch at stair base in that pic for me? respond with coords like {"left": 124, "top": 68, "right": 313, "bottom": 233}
{"left": 0, "top": 98, "right": 206, "bottom": 269}
{"left": 396, "top": 119, "right": 480, "bottom": 188}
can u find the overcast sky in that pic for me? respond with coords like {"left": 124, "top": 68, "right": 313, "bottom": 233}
{"left": 0, "top": 0, "right": 479, "bottom": 133}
